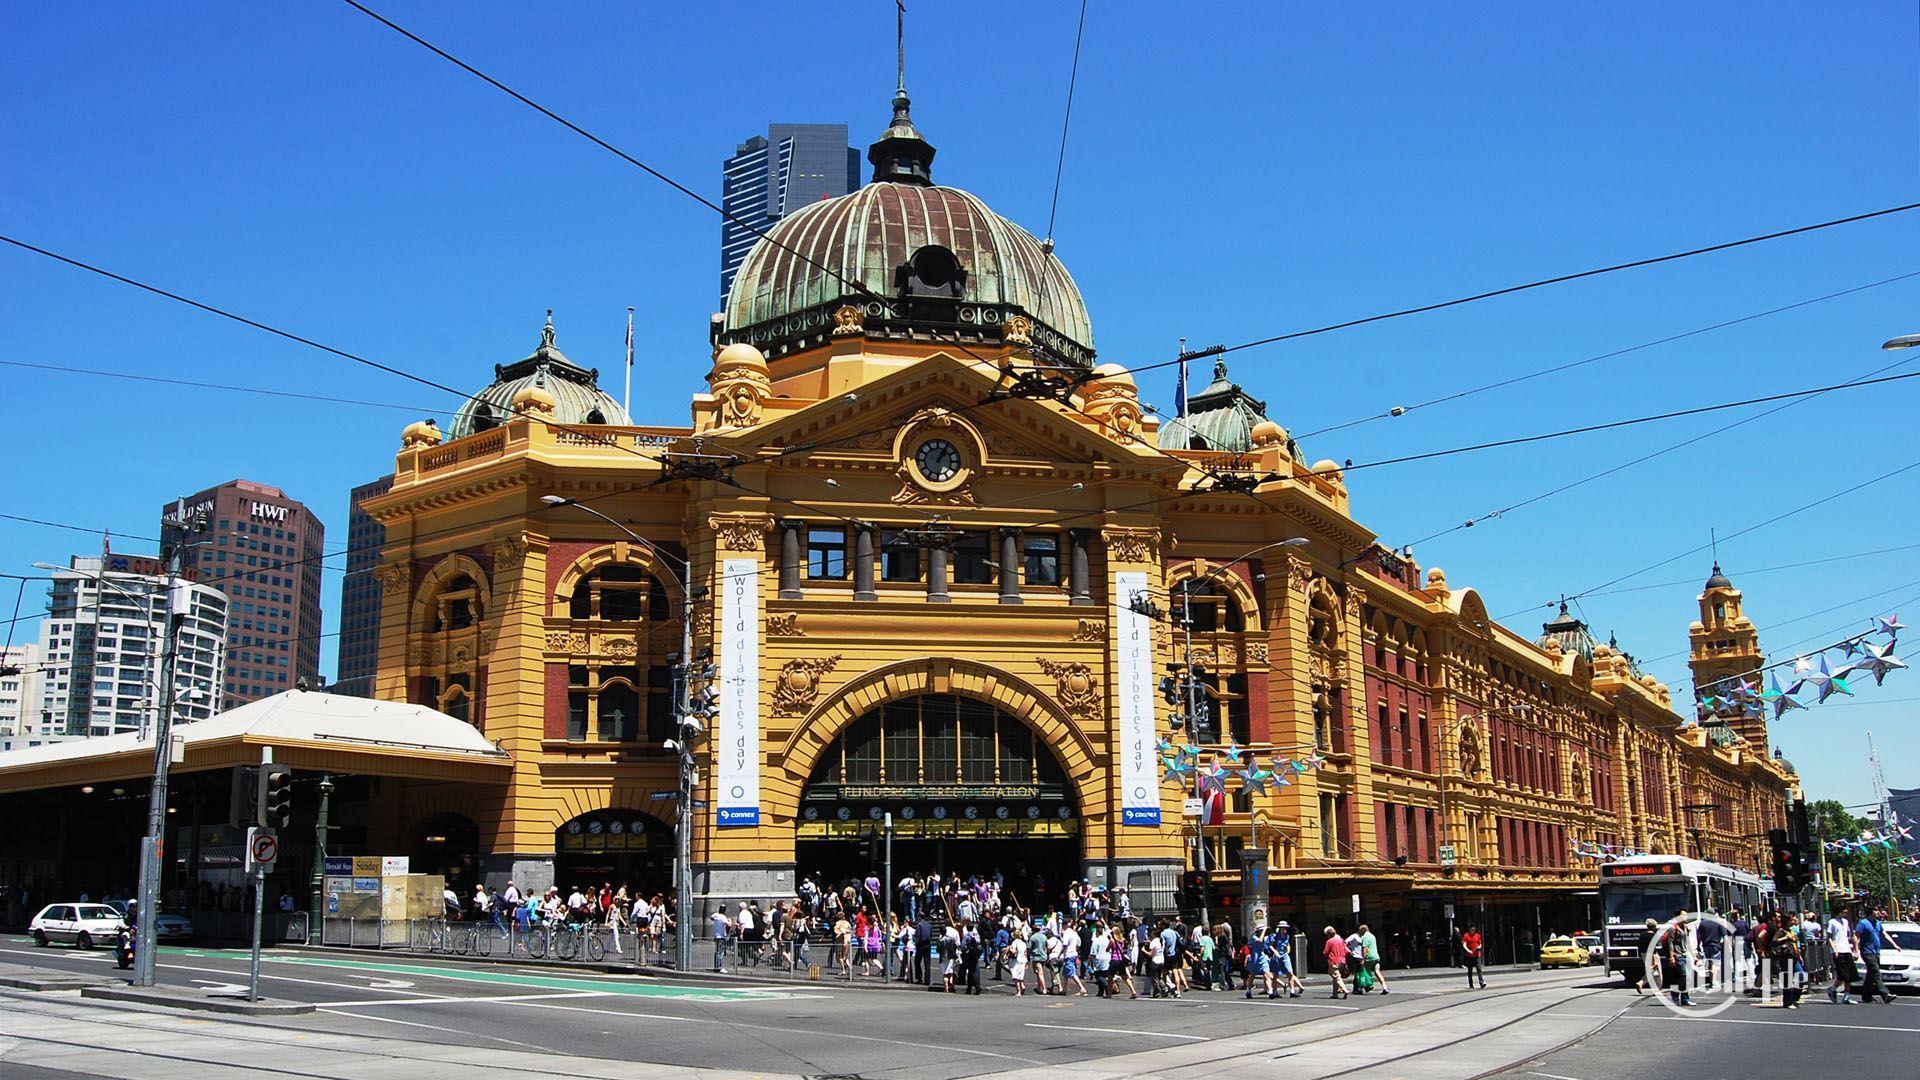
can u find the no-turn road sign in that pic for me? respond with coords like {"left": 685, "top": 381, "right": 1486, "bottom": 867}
{"left": 246, "top": 827, "right": 278, "bottom": 872}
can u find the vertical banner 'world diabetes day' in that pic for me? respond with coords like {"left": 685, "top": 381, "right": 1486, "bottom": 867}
{"left": 717, "top": 558, "right": 759, "bottom": 826}
{"left": 1116, "top": 570, "right": 1159, "bottom": 825}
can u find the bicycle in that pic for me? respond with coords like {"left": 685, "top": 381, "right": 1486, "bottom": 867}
{"left": 552, "top": 922, "right": 605, "bottom": 962}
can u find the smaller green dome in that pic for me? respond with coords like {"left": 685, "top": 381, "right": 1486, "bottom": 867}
{"left": 450, "top": 317, "right": 630, "bottom": 438}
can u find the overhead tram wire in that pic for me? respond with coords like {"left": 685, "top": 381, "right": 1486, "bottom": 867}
{"left": 1400, "top": 342, "right": 1920, "bottom": 550}
{"left": 1292, "top": 268, "right": 1920, "bottom": 441}
{"left": 0, "top": 358, "right": 451, "bottom": 415}
{"left": 1572, "top": 541, "right": 1920, "bottom": 601}
{"left": 1498, "top": 456, "right": 1920, "bottom": 621}
{"left": 1042, "top": 0, "right": 1090, "bottom": 245}
{"left": 1105, "top": 201, "right": 1920, "bottom": 389}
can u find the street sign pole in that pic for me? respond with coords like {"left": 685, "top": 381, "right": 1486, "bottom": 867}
{"left": 248, "top": 861, "right": 265, "bottom": 1001}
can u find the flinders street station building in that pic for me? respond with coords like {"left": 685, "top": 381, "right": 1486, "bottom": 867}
{"left": 0, "top": 90, "right": 1797, "bottom": 959}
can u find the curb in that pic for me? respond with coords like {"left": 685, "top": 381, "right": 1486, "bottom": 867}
{"left": 81, "top": 984, "right": 316, "bottom": 1016}
{"left": 0, "top": 973, "right": 112, "bottom": 991}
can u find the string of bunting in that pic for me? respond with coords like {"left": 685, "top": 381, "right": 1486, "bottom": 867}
{"left": 1568, "top": 840, "right": 1650, "bottom": 862}
{"left": 1822, "top": 823, "right": 1915, "bottom": 854}
{"left": 1156, "top": 739, "right": 1328, "bottom": 795}
{"left": 1695, "top": 614, "right": 1905, "bottom": 721}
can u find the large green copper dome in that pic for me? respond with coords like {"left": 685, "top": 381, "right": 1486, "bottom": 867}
{"left": 716, "top": 93, "right": 1095, "bottom": 369}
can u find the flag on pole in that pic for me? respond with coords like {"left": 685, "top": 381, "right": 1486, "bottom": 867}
{"left": 623, "top": 306, "right": 634, "bottom": 418}
{"left": 1174, "top": 357, "right": 1189, "bottom": 417}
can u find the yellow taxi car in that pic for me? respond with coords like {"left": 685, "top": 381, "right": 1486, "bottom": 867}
{"left": 1539, "top": 936, "right": 1589, "bottom": 968}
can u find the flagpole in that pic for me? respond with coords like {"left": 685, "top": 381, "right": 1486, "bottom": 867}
{"left": 624, "top": 306, "right": 634, "bottom": 418}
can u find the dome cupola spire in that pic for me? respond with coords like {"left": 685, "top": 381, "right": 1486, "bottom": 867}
{"left": 867, "top": 1, "right": 936, "bottom": 185}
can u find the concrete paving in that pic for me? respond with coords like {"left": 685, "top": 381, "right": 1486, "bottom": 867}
{"left": 79, "top": 983, "right": 315, "bottom": 1015}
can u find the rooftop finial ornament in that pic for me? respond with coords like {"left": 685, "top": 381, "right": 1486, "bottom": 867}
{"left": 868, "top": 0, "right": 936, "bottom": 185}
{"left": 542, "top": 308, "right": 556, "bottom": 350}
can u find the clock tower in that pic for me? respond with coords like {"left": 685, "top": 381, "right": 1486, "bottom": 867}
{"left": 1688, "top": 563, "right": 1768, "bottom": 753}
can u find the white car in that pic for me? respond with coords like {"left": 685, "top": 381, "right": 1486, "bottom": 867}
{"left": 1878, "top": 920, "right": 1920, "bottom": 994}
{"left": 29, "top": 903, "right": 127, "bottom": 949}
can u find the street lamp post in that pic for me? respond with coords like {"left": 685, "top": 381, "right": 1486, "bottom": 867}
{"left": 542, "top": 496, "right": 699, "bottom": 972}
{"left": 1168, "top": 537, "right": 1308, "bottom": 926}
{"left": 309, "top": 775, "right": 334, "bottom": 943}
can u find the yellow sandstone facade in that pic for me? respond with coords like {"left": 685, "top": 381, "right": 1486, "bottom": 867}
{"left": 361, "top": 92, "right": 1797, "bottom": 944}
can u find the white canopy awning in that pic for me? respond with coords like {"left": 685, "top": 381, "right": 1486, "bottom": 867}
{"left": 0, "top": 689, "right": 510, "bottom": 793}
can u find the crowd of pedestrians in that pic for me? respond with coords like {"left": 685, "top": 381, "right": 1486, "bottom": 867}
{"left": 1633, "top": 900, "right": 1905, "bottom": 1010}
{"left": 698, "top": 869, "right": 1457, "bottom": 1002}
{"left": 445, "top": 878, "right": 676, "bottom": 962}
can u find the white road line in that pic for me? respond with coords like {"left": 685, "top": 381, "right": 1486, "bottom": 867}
{"left": 151, "top": 961, "right": 428, "bottom": 995}
{"left": 1620, "top": 1012, "right": 1920, "bottom": 1033}
{"left": 318, "top": 1008, "right": 549, "bottom": 1050}
{"left": 309, "top": 991, "right": 608, "bottom": 1008}
{"left": 1224, "top": 997, "right": 1361, "bottom": 1011}
{"left": 1528, "top": 1072, "right": 1589, "bottom": 1080}
{"left": 1025, "top": 1022, "right": 1208, "bottom": 1041}
{"left": 499, "top": 998, "right": 718, "bottom": 1023}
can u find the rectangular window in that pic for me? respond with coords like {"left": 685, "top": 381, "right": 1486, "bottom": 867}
{"left": 843, "top": 712, "right": 881, "bottom": 782}
{"left": 1226, "top": 673, "right": 1250, "bottom": 745}
{"left": 806, "top": 526, "right": 848, "bottom": 579}
{"left": 880, "top": 530, "right": 922, "bottom": 582}
{"left": 920, "top": 694, "right": 957, "bottom": 783}
{"left": 951, "top": 532, "right": 993, "bottom": 585}
{"left": 997, "top": 719, "right": 1032, "bottom": 783}
{"left": 1022, "top": 533, "right": 1060, "bottom": 587}
{"left": 1319, "top": 793, "right": 1337, "bottom": 858}
{"left": 883, "top": 700, "right": 918, "bottom": 783}
{"left": 959, "top": 698, "right": 995, "bottom": 783}
{"left": 646, "top": 665, "right": 674, "bottom": 743}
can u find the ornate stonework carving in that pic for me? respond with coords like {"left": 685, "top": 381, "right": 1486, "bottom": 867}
{"left": 374, "top": 563, "right": 410, "bottom": 595}
{"left": 1248, "top": 642, "right": 1269, "bottom": 664}
{"left": 984, "top": 431, "right": 1048, "bottom": 459}
{"left": 1036, "top": 657, "right": 1100, "bottom": 721}
{"left": 1080, "top": 371, "right": 1144, "bottom": 443}
{"left": 1458, "top": 722, "right": 1484, "bottom": 779}
{"left": 1004, "top": 313, "right": 1033, "bottom": 346}
{"left": 491, "top": 535, "right": 527, "bottom": 569}
{"left": 1070, "top": 619, "right": 1106, "bottom": 642}
{"left": 544, "top": 631, "right": 572, "bottom": 652}
{"left": 708, "top": 345, "right": 772, "bottom": 428}
{"left": 832, "top": 304, "right": 866, "bottom": 337}
{"left": 1343, "top": 585, "right": 1368, "bottom": 619}
{"left": 766, "top": 613, "right": 805, "bottom": 637}
{"left": 771, "top": 655, "right": 841, "bottom": 716}
{"left": 603, "top": 636, "right": 637, "bottom": 658}
{"left": 1286, "top": 557, "right": 1314, "bottom": 597}
{"left": 1103, "top": 528, "right": 1157, "bottom": 564}
{"left": 709, "top": 515, "right": 773, "bottom": 552}
{"left": 407, "top": 641, "right": 434, "bottom": 665}
{"left": 1570, "top": 767, "right": 1588, "bottom": 801}
{"left": 892, "top": 467, "right": 977, "bottom": 506}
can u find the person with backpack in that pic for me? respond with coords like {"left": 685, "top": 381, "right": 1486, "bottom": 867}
{"left": 961, "top": 921, "right": 983, "bottom": 995}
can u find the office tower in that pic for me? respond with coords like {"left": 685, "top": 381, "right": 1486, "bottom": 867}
{"left": 720, "top": 123, "right": 860, "bottom": 303}
{"left": 333, "top": 474, "right": 393, "bottom": 697}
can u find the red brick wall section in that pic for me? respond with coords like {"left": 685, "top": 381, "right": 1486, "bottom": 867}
{"left": 544, "top": 661, "right": 570, "bottom": 740}
{"left": 546, "top": 540, "right": 599, "bottom": 603}
{"left": 1245, "top": 670, "right": 1270, "bottom": 742}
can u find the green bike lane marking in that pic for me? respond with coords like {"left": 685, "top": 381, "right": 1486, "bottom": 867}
{"left": 155, "top": 946, "right": 805, "bottom": 1002}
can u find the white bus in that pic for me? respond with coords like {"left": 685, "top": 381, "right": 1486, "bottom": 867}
{"left": 1599, "top": 855, "right": 1766, "bottom": 982}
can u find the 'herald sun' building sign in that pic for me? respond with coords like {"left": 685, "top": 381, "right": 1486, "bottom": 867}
{"left": 717, "top": 558, "right": 760, "bottom": 826}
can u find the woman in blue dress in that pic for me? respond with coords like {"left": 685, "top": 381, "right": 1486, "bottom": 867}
{"left": 1244, "top": 925, "right": 1272, "bottom": 999}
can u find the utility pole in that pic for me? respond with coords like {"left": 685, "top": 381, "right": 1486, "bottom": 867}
{"left": 1177, "top": 580, "right": 1210, "bottom": 931}
{"left": 133, "top": 501, "right": 204, "bottom": 987}
{"left": 308, "top": 774, "right": 333, "bottom": 943}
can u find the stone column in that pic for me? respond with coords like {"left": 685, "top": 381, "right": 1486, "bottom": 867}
{"left": 1068, "top": 528, "right": 1093, "bottom": 606}
{"left": 998, "top": 528, "right": 1023, "bottom": 605}
{"left": 853, "top": 524, "right": 878, "bottom": 601}
{"left": 926, "top": 541, "right": 951, "bottom": 604}
{"left": 778, "top": 519, "right": 803, "bottom": 600}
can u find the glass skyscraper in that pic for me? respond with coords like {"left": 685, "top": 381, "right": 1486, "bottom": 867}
{"left": 720, "top": 124, "right": 860, "bottom": 303}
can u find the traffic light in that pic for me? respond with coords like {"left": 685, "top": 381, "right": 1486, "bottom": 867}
{"left": 229, "top": 765, "right": 259, "bottom": 828}
{"left": 1181, "top": 869, "right": 1209, "bottom": 907}
{"left": 855, "top": 829, "right": 877, "bottom": 864}
{"left": 257, "top": 764, "right": 292, "bottom": 829}
{"left": 1768, "top": 829, "right": 1792, "bottom": 892}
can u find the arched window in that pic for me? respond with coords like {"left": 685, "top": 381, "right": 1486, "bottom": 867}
{"left": 568, "top": 564, "right": 666, "bottom": 622}
{"left": 1180, "top": 579, "right": 1245, "bottom": 633}
{"left": 431, "top": 574, "right": 482, "bottom": 632}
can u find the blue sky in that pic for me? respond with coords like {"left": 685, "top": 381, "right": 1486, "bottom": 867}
{"left": 2, "top": 2, "right": 1915, "bottom": 807}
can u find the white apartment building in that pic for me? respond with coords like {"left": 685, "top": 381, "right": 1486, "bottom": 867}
{"left": 0, "top": 643, "right": 43, "bottom": 751}
{"left": 24, "top": 556, "right": 228, "bottom": 745}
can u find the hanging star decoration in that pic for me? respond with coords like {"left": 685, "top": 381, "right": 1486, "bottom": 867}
{"left": 1769, "top": 673, "right": 1808, "bottom": 720}
{"left": 1222, "top": 742, "right": 1245, "bottom": 764}
{"left": 1877, "top": 612, "right": 1905, "bottom": 637}
{"left": 1816, "top": 655, "right": 1854, "bottom": 702}
{"left": 1155, "top": 738, "right": 1175, "bottom": 755}
{"left": 1198, "top": 760, "right": 1230, "bottom": 796}
{"left": 1793, "top": 655, "right": 1815, "bottom": 674}
{"left": 1238, "top": 755, "right": 1274, "bottom": 797}
{"left": 1161, "top": 752, "right": 1195, "bottom": 784}
{"left": 1853, "top": 639, "right": 1908, "bottom": 686}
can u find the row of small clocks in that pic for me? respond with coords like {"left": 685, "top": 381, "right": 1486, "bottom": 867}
{"left": 565, "top": 819, "right": 652, "bottom": 837}
{"left": 802, "top": 804, "right": 1072, "bottom": 823}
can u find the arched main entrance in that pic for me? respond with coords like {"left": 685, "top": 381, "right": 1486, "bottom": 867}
{"left": 795, "top": 693, "right": 1079, "bottom": 904}
{"left": 554, "top": 811, "right": 673, "bottom": 897}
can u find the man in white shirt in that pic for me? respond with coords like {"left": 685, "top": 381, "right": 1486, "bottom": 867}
{"left": 1059, "top": 923, "right": 1086, "bottom": 996}
{"left": 1827, "top": 912, "right": 1857, "bottom": 1004}
{"left": 566, "top": 887, "right": 587, "bottom": 923}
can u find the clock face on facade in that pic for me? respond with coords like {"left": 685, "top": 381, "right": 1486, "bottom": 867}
{"left": 914, "top": 439, "right": 962, "bottom": 483}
